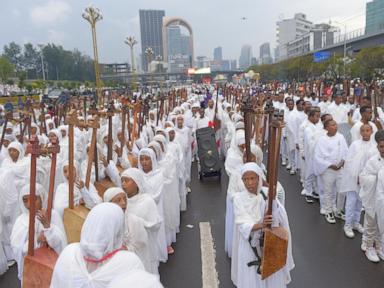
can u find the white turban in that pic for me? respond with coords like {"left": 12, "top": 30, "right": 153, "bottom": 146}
{"left": 103, "top": 187, "right": 125, "bottom": 203}
{"left": 235, "top": 130, "right": 245, "bottom": 146}
{"left": 240, "top": 162, "right": 263, "bottom": 194}
{"left": 121, "top": 168, "right": 146, "bottom": 194}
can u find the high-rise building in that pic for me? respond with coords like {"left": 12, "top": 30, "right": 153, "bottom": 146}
{"left": 366, "top": 0, "right": 384, "bottom": 34}
{"left": 213, "top": 47, "right": 223, "bottom": 61}
{"left": 276, "top": 13, "right": 313, "bottom": 61}
{"left": 166, "top": 25, "right": 192, "bottom": 73}
{"left": 230, "top": 60, "right": 237, "bottom": 70}
{"left": 259, "top": 42, "right": 273, "bottom": 64}
{"left": 286, "top": 23, "right": 335, "bottom": 59}
{"left": 239, "top": 45, "right": 252, "bottom": 70}
{"left": 139, "top": 9, "right": 165, "bottom": 71}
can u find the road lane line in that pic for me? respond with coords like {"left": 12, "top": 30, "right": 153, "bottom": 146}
{"left": 199, "top": 222, "right": 219, "bottom": 288}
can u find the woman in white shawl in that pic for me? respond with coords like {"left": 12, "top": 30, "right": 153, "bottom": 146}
{"left": 103, "top": 187, "right": 151, "bottom": 274}
{"left": 121, "top": 168, "right": 162, "bottom": 275}
{"left": 0, "top": 141, "right": 30, "bottom": 263}
{"left": 153, "top": 134, "right": 181, "bottom": 251}
{"left": 11, "top": 184, "right": 67, "bottom": 280}
{"left": 138, "top": 148, "right": 168, "bottom": 261}
{"left": 225, "top": 129, "right": 245, "bottom": 178}
{"left": 53, "top": 160, "right": 102, "bottom": 219}
{"left": 50, "top": 202, "right": 144, "bottom": 288}
{"left": 232, "top": 163, "right": 294, "bottom": 288}
{"left": 166, "top": 126, "right": 187, "bottom": 212}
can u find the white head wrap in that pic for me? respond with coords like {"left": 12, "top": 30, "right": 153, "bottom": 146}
{"left": 240, "top": 162, "right": 263, "bottom": 194}
{"left": 103, "top": 187, "right": 125, "bottom": 203}
{"left": 235, "top": 130, "right": 245, "bottom": 146}
{"left": 19, "top": 183, "right": 46, "bottom": 214}
{"left": 80, "top": 202, "right": 124, "bottom": 260}
{"left": 8, "top": 141, "right": 24, "bottom": 161}
{"left": 121, "top": 168, "right": 146, "bottom": 194}
{"left": 138, "top": 148, "right": 158, "bottom": 173}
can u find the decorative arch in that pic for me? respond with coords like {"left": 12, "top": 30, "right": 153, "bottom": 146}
{"left": 162, "top": 17, "right": 194, "bottom": 66}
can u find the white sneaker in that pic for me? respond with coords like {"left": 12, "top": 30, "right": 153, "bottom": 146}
{"left": 282, "top": 160, "right": 287, "bottom": 166}
{"left": 361, "top": 242, "right": 367, "bottom": 252}
{"left": 7, "top": 260, "right": 15, "bottom": 267}
{"left": 376, "top": 247, "right": 384, "bottom": 261}
{"left": 320, "top": 208, "right": 326, "bottom": 215}
{"left": 325, "top": 213, "right": 336, "bottom": 224}
{"left": 365, "top": 247, "right": 380, "bottom": 263}
{"left": 343, "top": 226, "right": 355, "bottom": 239}
{"left": 286, "top": 164, "right": 291, "bottom": 170}
{"left": 301, "top": 189, "right": 307, "bottom": 196}
{"left": 187, "top": 187, "right": 191, "bottom": 193}
{"left": 289, "top": 169, "right": 296, "bottom": 175}
{"left": 352, "top": 223, "right": 364, "bottom": 234}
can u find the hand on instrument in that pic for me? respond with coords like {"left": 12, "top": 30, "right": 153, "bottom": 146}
{"left": 76, "top": 180, "right": 85, "bottom": 190}
{"left": 37, "top": 232, "right": 47, "bottom": 246}
{"left": 100, "top": 155, "right": 109, "bottom": 167}
{"left": 262, "top": 215, "right": 274, "bottom": 228}
{"left": 337, "top": 160, "right": 345, "bottom": 169}
{"left": 37, "top": 209, "right": 50, "bottom": 229}
{"left": 329, "top": 164, "right": 339, "bottom": 170}
{"left": 114, "top": 145, "right": 123, "bottom": 158}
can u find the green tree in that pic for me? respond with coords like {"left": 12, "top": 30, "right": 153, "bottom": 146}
{"left": 3, "top": 42, "right": 23, "bottom": 71}
{"left": 0, "top": 56, "right": 14, "bottom": 83}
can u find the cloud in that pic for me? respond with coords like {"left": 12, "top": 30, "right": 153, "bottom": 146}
{"left": 30, "top": 0, "right": 71, "bottom": 27}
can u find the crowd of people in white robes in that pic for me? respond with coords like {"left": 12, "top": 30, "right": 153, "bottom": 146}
{"left": 3, "top": 82, "right": 383, "bottom": 287}
{"left": 0, "top": 86, "right": 222, "bottom": 286}
{"left": 268, "top": 88, "right": 384, "bottom": 264}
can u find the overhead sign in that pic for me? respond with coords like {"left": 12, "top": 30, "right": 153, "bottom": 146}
{"left": 313, "top": 51, "right": 331, "bottom": 62}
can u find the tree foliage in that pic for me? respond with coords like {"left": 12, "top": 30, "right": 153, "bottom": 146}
{"left": 249, "top": 47, "right": 384, "bottom": 82}
{"left": 2, "top": 42, "right": 96, "bottom": 82}
{"left": 0, "top": 56, "right": 14, "bottom": 83}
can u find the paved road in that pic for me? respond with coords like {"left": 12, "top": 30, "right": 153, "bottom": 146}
{"left": 1, "top": 161, "right": 384, "bottom": 287}
{"left": 160, "top": 161, "right": 384, "bottom": 288}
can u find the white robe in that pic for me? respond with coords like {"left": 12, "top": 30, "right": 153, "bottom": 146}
{"left": 127, "top": 193, "right": 162, "bottom": 275}
{"left": 50, "top": 243, "right": 144, "bottom": 288}
{"left": 359, "top": 153, "right": 384, "bottom": 220}
{"left": 313, "top": 133, "right": 348, "bottom": 176}
{"left": 340, "top": 140, "right": 376, "bottom": 194}
{"left": 349, "top": 121, "right": 378, "bottom": 143}
{"left": 11, "top": 209, "right": 67, "bottom": 279}
{"left": 54, "top": 181, "right": 102, "bottom": 219}
{"left": 232, "top": 190, "right": 294, "bottom": 288}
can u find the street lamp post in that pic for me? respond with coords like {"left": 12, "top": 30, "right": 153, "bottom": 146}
{"left": 82, "top": 5, "right": 103, "bottom": 105}
{"left": 124, "top": 36, "right": 138, "bottom": 73}
{"left": 145, "top": 47, "right": 154, "bottom": 72}
{"left": 145, "top": 47, "right": 154, "bottom": 86}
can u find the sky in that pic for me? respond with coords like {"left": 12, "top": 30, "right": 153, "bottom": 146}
{"left": 0, "top": 0, "right": 369, "bottom": 64}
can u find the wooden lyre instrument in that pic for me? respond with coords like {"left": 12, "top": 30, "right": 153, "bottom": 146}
{"left": 23, "top": 136, "right": 60, "bottom": 287}
{"left": 260, "top": 108, "right": 289, "bottom": 280}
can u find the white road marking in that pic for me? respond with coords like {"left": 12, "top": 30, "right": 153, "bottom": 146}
{"left": 199, "top": 222, "right": 219, "bottom": 288}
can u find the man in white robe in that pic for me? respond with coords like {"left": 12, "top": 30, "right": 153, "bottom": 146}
{"left": 326, "top": 95, "right": 349, "bottom": 124}
{"left": 313, "top": 119, "right": 348, "bottom": 224}
{"left": 232, "top": 162, "right": 294, "bottom": 288}
{"left": 359, "top": 130, "right": 384, "bottom": 262}
{"left": 350, "top": 106, "right": 378, "bottom": 143}
{"left": 302, "top": 109, "right": 323, "bottom": 203}
{"left": 340, "top": 124, "right": 376, "bottom": 239}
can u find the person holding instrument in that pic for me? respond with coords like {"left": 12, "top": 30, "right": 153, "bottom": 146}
{"left": 232, "top": 163, "right": 293, "bottom": 288}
